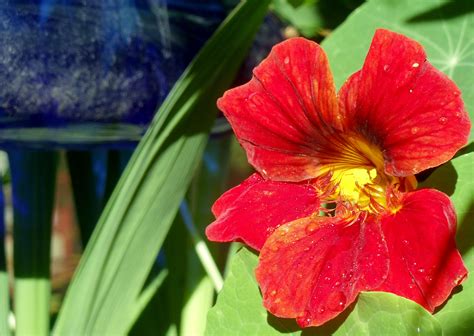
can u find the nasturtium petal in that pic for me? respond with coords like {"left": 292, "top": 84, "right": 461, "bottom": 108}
{"left": 376, "top": 189, "right": 467, "bottom": 311}
{"left": 206, "top": 173, "right": 320, "bottom": 251}
{"left": 338, "top": 29, "right": 470, "bottom": 177}
{"left": 422, "top": 151, "right": 474, "bottom": 335}
{"left": 206, "top": 248, "right": 443, "bottom": 335}
{"left": 255, "top": 215, "right": 389, "bottom": 327}
{"left": 217, "top": 38, "right": 340, "bottom": 182}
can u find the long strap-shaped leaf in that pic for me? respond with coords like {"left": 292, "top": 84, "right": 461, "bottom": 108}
{"left": 53, "top": 0, "right": 270, "bottom": 334}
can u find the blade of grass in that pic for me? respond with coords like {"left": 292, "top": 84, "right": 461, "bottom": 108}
{"left": 53, "top": 1, "right": 271, "bottom": 334}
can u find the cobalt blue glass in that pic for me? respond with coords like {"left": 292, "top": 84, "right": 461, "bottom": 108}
{"left": 0, "top": 0, "right": 226, "bottom": 148}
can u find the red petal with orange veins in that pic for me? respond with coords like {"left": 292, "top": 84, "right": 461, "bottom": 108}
{"left": 377, "top": 189, "right": 467, "bottom": 311}
{"left": 339, "top": 29, "right": 470, "bottom": 176}
{"left": 217, "top": 38, "right": 340, "bottom": 182}
{"left": 255, "top": 214, "right": 389, "bottom": 327}
{"left": 206, "top": 173, "right": 320, "bottom": 251}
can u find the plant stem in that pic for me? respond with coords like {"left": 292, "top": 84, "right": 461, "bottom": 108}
{"left": 9, "top": 150, "right": 57, "bottom": 336}
{"left": 180, "top": 201, "right": 223, "bottom": 292}
{"left": 0, "top": 178, "right": 11, "bottom": 336}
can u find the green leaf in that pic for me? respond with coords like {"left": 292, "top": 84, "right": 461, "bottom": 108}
{"left": 322, "top": 0, "right": 474, "bottom": 140}
{"left": 206, "top": 248, "right": 442, "bottom": 335}
{"left": 421, "top": 151, "right": 474, "bottom": 335}
{"left": 272, "top": 0, "right": 322, "bottom": 37}
{"left": 206, "top": 248, "right": 283, "bottom": 336}
{"left": 52, "top": 0, "right": 271, "bottom": 334}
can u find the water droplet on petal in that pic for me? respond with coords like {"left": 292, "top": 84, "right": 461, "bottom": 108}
{"left": 383, "top": 64, "right": 389, "bottom": 71}
{"left": 409, "top": 89, "right": 413, "bottom": 93}
{"left": 284, "top": 56, "right": 290, "bottom": 64}
{"left": 306, "top": 222, "right": 318, "bottom": 233}
{"left": 334, "top": 281, "right": 341, "bottom": 287}
{"left": 402, "top": 239, "right": 409, "bottom": 245}
{"left": 412, "top": 62, "right": 420, "bottom": 68}
{"left": 327, "top": 291, "right": 347, "bottom": 311}
{"left": 417, "top": 268, "right": 425, "bottom": 274}
{"left": 270, "top": 290, "right": 277, "bottom": 296}
{"left": 324, "top": 276, "right": 331, "bottom": 282}
{"left": 319, "top": 307, "right": 325, "bottom": 314}
{"left": 439, "top": 116, "right": 448, "bottom": 124}
{"left": 411, "top": 127, "right": 419, "bottom": 134}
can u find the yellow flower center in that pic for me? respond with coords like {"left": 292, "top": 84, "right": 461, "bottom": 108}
{"left": 316, "top": 134, "right": 416, "bottom": 214}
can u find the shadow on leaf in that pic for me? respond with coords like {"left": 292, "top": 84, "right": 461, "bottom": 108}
{"left": 405, "top": 0, "right": 474, "bottom": 23}
{"left": 457, "top": 200, "right": 474, "bottom": 256}
{"left": 267, "top": 299, "right": 357, "bottom": 335}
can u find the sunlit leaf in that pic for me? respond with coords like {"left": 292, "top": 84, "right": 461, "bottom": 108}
{"left": 206, "top": 248, "right": 442, "bottom": 335}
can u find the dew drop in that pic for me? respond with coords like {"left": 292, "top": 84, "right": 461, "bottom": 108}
{"left": 266, "top": 227, "right": 275, "bottom": 234}
{"left": 383, "top": 64, "right": 389, "bottom": 71}
{"left": 327, "top": 291, "right": 347, "bottom": 311}
{"left": 402, "top": 239, "right": 409, "bottom": 245}
{"left": 439, "top": 116, "right": 448, "bottom": 124}
{"left": 416, "top": 327, "right": 422, "bottom": 334}
{"left": 303, "top": 246, "right": 310, "bottom": 252}
{"left": 412, "top": 62, "right": 420, "bottom": 68}
{"left": 417, "top": 268, "right": 425, "bottom": 274}
{"left": 296, "top": 272, "right": 303, "bottom": 279}
{"left": 270, "top": 290, "right": 277, "bottom": 296}
{"left": 319, "top": 307, "right": 326, "bottom": 314}
{"left": 284, "top": 56, "right": 290, "bottom": 64}
{"left": 324, "top": 276, "right": 332, "bottom": 282}
{"left": 306, "top": 222, "right": 318, "bottom": 233}
{"left": 409, "top": 89, "right": 413, "bottom": 93}
{"left": 411, "top": 127, "right": 419, "bottom": 134}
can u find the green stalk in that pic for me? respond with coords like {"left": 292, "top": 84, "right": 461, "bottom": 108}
{"left": 0, "top": 178, "right": 11, "bottom": 336}
{"left": 66, "top": 150, "right": 106, "bottom": 247}
{"left": 8, "top": 150, "right": 58, "bottom": 336}
{"left": 180, "top": 201, "right": 223, "bottom": 292}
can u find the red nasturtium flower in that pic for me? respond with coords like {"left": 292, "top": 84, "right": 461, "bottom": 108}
{"left": 206, "top": 29, "right": 471, "bottom": 327}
